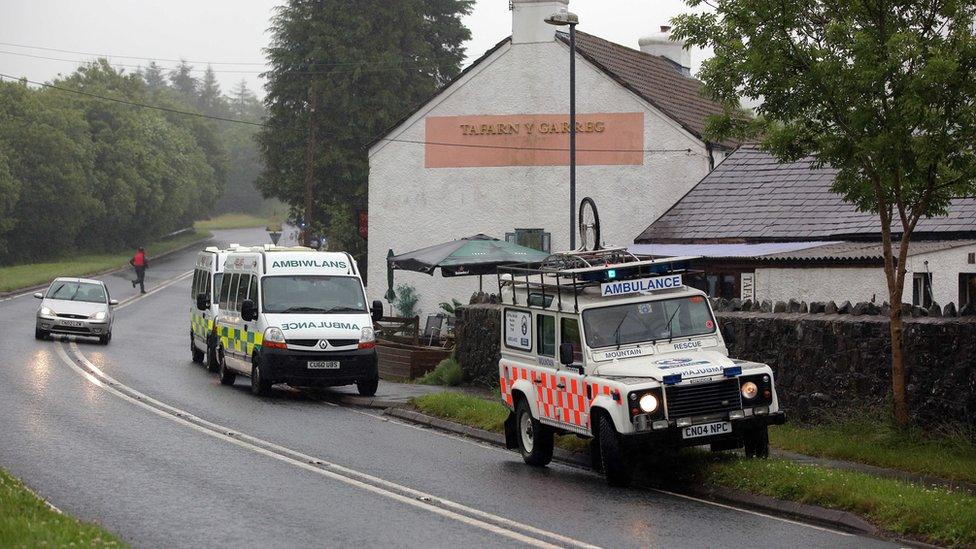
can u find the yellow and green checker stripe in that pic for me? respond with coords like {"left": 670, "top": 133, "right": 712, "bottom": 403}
{"left": 190, "top": 312, "right": 213, "bottom": 338}
{"left": 217, "top": 324, "right": 264, "bottom": 356}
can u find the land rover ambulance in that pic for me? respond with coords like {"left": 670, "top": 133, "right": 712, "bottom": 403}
{"left": 206, "top": 246, "right": 384, "bottom": 396}
{"left": 497, "top": 248, "right": 786, "bottom": 486}
{"left": 190, "top": 246, "right": 234, "bottom": 371}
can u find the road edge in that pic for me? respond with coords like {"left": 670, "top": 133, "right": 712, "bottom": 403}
{"left": 0, "top": 234, "right": 213, "bottom": 299}
{"left": 383, "top": 407, "right": 888, "bottom": 540}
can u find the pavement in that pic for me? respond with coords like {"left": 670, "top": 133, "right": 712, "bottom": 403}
{"left": 0, "top": 227, "right": 899, "bottom": 548}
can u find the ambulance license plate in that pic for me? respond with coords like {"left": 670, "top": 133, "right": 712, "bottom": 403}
{"left": 308, "top": 361, "right": 340, "bottom": 370}
{"left": 682, "top": 421, "right": 732, "bottom": 439}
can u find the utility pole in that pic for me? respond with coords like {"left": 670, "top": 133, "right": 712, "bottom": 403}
{"left": 302, "top": 81, "right": 318, "bottom": 247}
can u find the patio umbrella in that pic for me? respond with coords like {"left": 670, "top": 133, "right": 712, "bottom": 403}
{"left": 388, "top": 234, "right": 550, "bottom": 290}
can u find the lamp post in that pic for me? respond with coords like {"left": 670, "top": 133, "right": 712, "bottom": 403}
{"left": 545, "top": 8, "right": 580, "bottom": 250}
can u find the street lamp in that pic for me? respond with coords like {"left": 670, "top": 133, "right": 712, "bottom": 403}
{"left": 545, "top": 8, "right": 580, "bottom": 250}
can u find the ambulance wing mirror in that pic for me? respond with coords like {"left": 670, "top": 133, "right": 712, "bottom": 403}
{"left": 196, "top": 293, "right": 209, "bottom": 311}
{"left": 370, "top": 300, "right": 384, "bottom": 322}
{"left": 241, "top": 299, "right": 258, "bottom": 322}
{"left": 559, "top": 342, "right": 576, "bottom": 367}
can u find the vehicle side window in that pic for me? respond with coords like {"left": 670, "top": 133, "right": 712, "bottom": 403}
{"left": 248, "top": 276, "right": 258, "bottom": 306}
{"left": 236, "top": 275, "right": 250, "bottom": 310}
{"left": 537, "top": 314, "right": 556, "bottom": 358}
{"left": 191, "top": 270, "right": 199, "bottom": 297}
{"left": 227, "top": 274, "right": 241, "bottom": 312}
{"left": 560, "top": 318, "right": 583, "bottom": 364}
{"left": 212, "top": 274, "right": 222, "bottom": 303}
{"left": 205, "top": 272, "right": 212, "bottom": 301}
{"left": 219, "top": 273, "right": 232, "bottom": 309}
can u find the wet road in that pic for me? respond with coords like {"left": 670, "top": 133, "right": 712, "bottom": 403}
{"left": 0, "top": 229, "right": 897, "bottom": 548}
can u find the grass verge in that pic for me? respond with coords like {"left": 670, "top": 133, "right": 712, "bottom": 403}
{"left": 194, "top": 213, "right": 270, "bottom": 231}
{"left": 769, "top": 414, "right": 976, "bottom": 484}
{"left": 0, "top": 468, "right": 124, "bottom": 547}
{"left": 411, "top": 391, "right": 976, "bottom": 547}
{"left": 0, "top": 230, "right": 211, "bottom": 293}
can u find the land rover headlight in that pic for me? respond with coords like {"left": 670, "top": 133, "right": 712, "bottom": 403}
{"left": 39, "top": 307, "right": 54, "bottom": 317}
{"left": 638, "top": 393, "right": 659, "bottom": 413}
{"left": 90, "top": 311, "right": 107, "bottom": 321}
{"left": 359, "top": 326, "right": 376, "bottom": 350}
{"left": 741, "top": 381, "right": 759, "bottom": 400}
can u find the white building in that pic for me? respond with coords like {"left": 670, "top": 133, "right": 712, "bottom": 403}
{"left": 367, "top": 0, "right": 734, "bottom": 316}
{"left": 634, "top": 145, "right": 976, "bottom": 310}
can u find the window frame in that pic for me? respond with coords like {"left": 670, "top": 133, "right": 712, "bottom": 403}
{"left": 536, "top": 313, "right": 556, "bottom": 359}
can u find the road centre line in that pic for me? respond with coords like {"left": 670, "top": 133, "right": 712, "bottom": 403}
{"left": 116, "top": 270, "right": 193, "bottom": 309}
{"left": 56, "top": 340, "right": 598, "bottom": 549}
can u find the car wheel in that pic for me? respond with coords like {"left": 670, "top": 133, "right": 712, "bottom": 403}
{"left": 598, "top": 413, "right": 632, "bottom": 487}
{"left": 35, "top": 328, "right": 48, "bottom": 341}
{"left": 743, "top": 426, "right": 770, "bottom": 458}
{"left": 515, "top": 397, "right": 553, "bottom": 467}
{"left": 99, "top": 332, "right": 111, "bottom": 345}
{"left": 250, "top": 358, "right": 272, "bottom": 396}
{"left": 191, "top": 332, "right": 204, "bottom": 363}
{"left": 356, "top": 377, "right": 378, "bottom": 397}
{"left": 218, "top": 349, "right": 236, "bottom": 386}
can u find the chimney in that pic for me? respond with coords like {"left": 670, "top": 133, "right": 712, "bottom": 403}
{"left": 639, "top": 25, "right": 691, "bottom": 75}
{"left": 511, "top": 0, "right": 570, "bottom": 44}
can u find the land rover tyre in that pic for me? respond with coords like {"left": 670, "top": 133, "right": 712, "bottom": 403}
{"left": 356, "top": 376, "right": 378, "bottom": 397}
{"left": 191, "top": 331, "right": 204, "bottom": 363}
{"left": 35, "top": 328, "right": 48, "bottom": 340}
{"left": 206, "top": 335, "right": 220, "bottom": 372}
{"left": 217, "top": 347, "right": 236, "bottom": 386}
{"left": 743, "top": 425, "right": 770, "bottom": 458}
{"left": 250, "top": 355, "right": 272, "bottom": 396}
{"left": 99, "top": 332, "right": 111, "bottom": 345}
{"left": 515, "top": 397, "right": 553, "bottom": 467}
{"left": 597, "top": 412, "right": 632, "bottom": 487}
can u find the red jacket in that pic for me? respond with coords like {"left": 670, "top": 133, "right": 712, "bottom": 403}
{"left": 131, "top": 251, "right": 147, "bottom": 268}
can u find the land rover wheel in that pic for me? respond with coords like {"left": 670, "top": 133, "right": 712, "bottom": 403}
{"left": 250, "top": 357, "right": 272, "bottom": 396}
{"left": 515, "top": 397, "right": 553, "bottom": 467}
{"left": 356, "top": 377, "right": 378, "bottom": 397}
{"left": 598, "top": 413, "right": 632, "bottom": 487}
{"left": 191, "top": 332, "right": 204, "bottom": 363}
{"left": 743, "top": 426, "right": 770, "bottom": 458}
{"left": 217, "top": 348, "right": 236, "bottom": 386}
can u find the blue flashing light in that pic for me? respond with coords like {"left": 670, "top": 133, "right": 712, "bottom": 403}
{"left": 724, "top": 366, "right": 742, "bottom": 378}
{"left": 607, "top": 269, "right": 617, "bottom": 279}
{"left": 663, "top": 373, "right": 682, "bottom": 385}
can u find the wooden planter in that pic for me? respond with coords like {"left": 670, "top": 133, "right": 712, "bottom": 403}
{"left": 376, "top": 339, "right": 452, "bottom": 381}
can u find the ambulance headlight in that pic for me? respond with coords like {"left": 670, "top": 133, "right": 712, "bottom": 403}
{"left": 90, "top": 311, "right": 107, "bottom": 321}
{"left": 263, "top": 327, "right": 287, "bottom": 350}
{"left": 741, "top": 381, "right": 759, "bottom": 400}
{"left": 359, "top": 326, "right": 376, "bottom": 350}
{"left": 638, "top": 393, "right": 659, "bottom": 413}
{"left": 39, "top": 307, "right": 54, "bottom": 317}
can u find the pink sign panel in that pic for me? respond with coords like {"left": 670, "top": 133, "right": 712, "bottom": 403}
{"left": 424, "top": 113, "right": 645, "bottom": 168}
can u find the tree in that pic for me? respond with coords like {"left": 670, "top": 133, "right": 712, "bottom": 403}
{"left": 140, "top": 61, "right": 167, "bottom": 92}
{"left": 259, "top": 0, "right": 473, "bottom": 256}
{"left": 198, "top": 65, "right": 223, "bottom": 116}
{"left": 672, "top": 0, "right": 976, "bottom": 427}
{"left": 169, "top": 60, "right": 198, "bottom": 100}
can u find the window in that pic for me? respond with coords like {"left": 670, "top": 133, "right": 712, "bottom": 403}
{"left": 537, "top": 315, "right": 556, "bottom": 358}
{"left": 505, "top": 228, "right": 551, "bottom": 253}
{"left": 248, "top": 276, "right": 259, "bottom": 307}
{"left": 960, "top": 273, "right": 976, "bottom": 308}
{"left": 913, "top": 273, "right": 933, "bottom": 308}
{"left": 211, "top": 274, "right": 222, "bottom": 302}
{"left": 582, "top": 296, "right": 716, "bottom": 348}
{"left": 261, "top": 276, "right": 367, "bottom": 314}
{"left": 191, "top": 270, "right": 202, "bottom": 298}
{"left": 235, "top": 275, "right": 250, "bottom": 311}
{"left": 46, "top": 281, "right": 107, "bottom": 304}
{"left": 218, "top": 274, "right": 232, "bottom": 309}
{"left": 560, "top": 318, "right": 583, "bottom": 364}
{"left": 226, "top": 274, "right": 241, "bottom": 312}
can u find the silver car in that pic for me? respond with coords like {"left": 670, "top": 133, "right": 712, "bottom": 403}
{"left": 35, "top": 278, "right": 117, "bottom": 344}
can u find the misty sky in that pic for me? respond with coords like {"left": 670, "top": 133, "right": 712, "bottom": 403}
{"left": 0, "top": 0, "right": 709, "bottom": 99}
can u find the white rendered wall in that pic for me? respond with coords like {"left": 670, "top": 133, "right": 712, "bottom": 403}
{"left": 754, "top": 267, "right": 894, "bottom": 305}
{"left": 906, "top": 243, "right": 976, "bottom": 308}
{"left": 367, "top": 39, "right": 713, "bottom": 317}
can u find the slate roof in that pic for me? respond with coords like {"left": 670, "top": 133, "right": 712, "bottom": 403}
{"left": 760, "top": 240, "right": 976, "bottom": 261}
{"left": 559, "top": 31, "right": 736, "bottom": 148}
{"left": 636, "top": 145, "right": 976, "bottom": 243}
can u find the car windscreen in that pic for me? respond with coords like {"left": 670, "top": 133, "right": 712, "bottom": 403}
{"left": 46, "top": 281, "right": 107, "bottom": 304}
{"left": 262, "top": 275, "right": 367, "bottom": 314}
{"left": 582, "top": 296, "right": 715, "bottom": 348}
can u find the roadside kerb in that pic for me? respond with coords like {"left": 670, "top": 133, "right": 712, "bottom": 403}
{"left": 0, "top": 234, "right": 213, "bottom": 300}
{"left": 384, "top": 407, "right": 890, "bottom": 540}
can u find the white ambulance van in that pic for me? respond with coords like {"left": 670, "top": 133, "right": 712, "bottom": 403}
{"left": 497, "top": 248, "right": 786, "bottom": 486}
{"left": 190, "top": 246, "right": 234, "bottom": 371}
{"left": 211, "top": 246, "right": 383, "bottom": 396}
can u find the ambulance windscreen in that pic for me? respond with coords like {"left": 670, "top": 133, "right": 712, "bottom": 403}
{"left": 262, "top": 276, "right": 366, "bottom": 314}
{"left": 582, "top": 296, "right": 715, "bottom": 348}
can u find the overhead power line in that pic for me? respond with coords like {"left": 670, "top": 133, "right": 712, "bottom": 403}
{"left": 0, "top": 41, "right": 267, "bottom": 65}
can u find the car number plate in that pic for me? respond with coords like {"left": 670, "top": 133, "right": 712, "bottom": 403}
{"left": 308, "top": 361, "right": 340, "bottom": 370}
{"left": 682, "top": 421, "right": 732, "bottom": 439}
{"left": 63, "top": 321, "right": 83, "bottom": 327}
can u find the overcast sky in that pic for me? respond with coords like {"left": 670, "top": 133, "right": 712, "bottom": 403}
{"left": 0, "top": 0, "right": 708, "bottom": 99}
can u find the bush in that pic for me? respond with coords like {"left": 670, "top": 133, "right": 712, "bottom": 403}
{"left": 394, "top": 283, "right": 419, "bottom": 318}
{"left": 418, "top": 357, "right": 462, "bottom": 386}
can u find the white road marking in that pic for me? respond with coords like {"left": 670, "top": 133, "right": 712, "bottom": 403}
{"left": 116, "top": 270, "right": 193, "bottom": 309}
{"left": 57, "top": 341, "right": 599, "bottom": 549}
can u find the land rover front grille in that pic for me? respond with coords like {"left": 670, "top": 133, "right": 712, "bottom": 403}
{"left": 665, "top": 378, "right": 742, "bottom": 418}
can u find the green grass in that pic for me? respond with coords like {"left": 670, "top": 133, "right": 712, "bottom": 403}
{"left": 770, "top": 413, "right": 976, "bottom": 484}
{"left": 0, "top": 468, "right": 125, "bottom": 547}
{"left": 0, "top": 230, "right": 211, "bottom": 293}
{"left": 194, "top": 213, "right": 271, "bottom": 231}
{"left": 411, "top": 391, "right": 976, "bottom": 547}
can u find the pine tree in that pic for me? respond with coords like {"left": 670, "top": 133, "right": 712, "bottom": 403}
{"left": 169, "top": 60, "right": 198, "bottom": 100}
{"left": 198, "top": 65, "right": 222, "bottom": 115}
{"left": 141, "top": 61, "right": 167, "bottom": 92}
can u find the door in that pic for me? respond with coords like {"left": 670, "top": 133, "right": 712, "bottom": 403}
{"left": 553, "top": 317, "right": 589, "bottom": 432}
{"left": 534, "top": 313, "right": 560, "bottom": 423}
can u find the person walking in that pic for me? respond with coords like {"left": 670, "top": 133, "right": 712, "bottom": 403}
{"left": 130, "top": 247, "right": 149, "bottom": 294}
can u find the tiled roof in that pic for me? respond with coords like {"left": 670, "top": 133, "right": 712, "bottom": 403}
{"left": 636, "top": 145, "right": 976, "bottom": 243}
{"left": 560, "top": 31, "right": 736, "bottom": 148}
{"left": 759, "top": 240, "right": 976, "bottom": 261}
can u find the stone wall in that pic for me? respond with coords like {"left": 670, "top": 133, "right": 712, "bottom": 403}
{"left": 453, "top": 305, "right": 976, "bottom": 432}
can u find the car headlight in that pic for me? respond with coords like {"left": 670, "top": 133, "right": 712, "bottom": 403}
{"left": 638, "top": 393, "right": 659, "bottom": 413}
{"left": 39, "top": 307, "right": 54, "bottom": 317}
{"left": 359, "top": 326, "right": 376, "bottom": 350}
{"left": 741, "top": 381, "right": 759, "bottom": 400}
{"left": 90, "top": 311, "right": 107, "bottom": 321}
{"left": 263, "top": 327, "right": 287, "bottom": 349}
